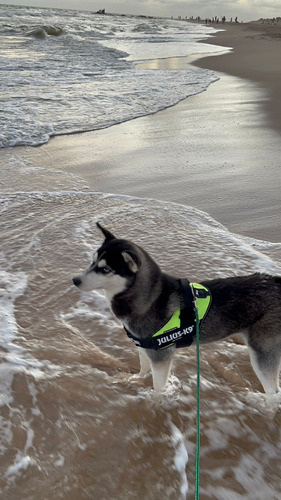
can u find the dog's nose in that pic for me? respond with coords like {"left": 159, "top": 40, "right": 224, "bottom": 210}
{"left": 72, "top": 277, "right": 82, "bottom": 287}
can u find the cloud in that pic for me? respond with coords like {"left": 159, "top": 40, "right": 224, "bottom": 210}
{"left": 3, "top": 0, "right": 280, "bottom": 21}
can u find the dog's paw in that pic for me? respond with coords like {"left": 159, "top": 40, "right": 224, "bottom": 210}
{"left": 163, "top": 375, "right": 182, "bottom": 394}
{"left": 112, "top": 371, "right": 151, "bottom": 389}
{"left": 243, "top": 390, "right": 281, "bottom": 419}
{"left": 128, "top": 372, "right": 151, "bottom": 387}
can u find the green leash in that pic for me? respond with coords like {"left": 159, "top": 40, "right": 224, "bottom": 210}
{"left": 194, "top": 305, "right": 200, "bottom": 500}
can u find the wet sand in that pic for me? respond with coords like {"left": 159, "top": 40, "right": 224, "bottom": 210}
{"left": 2, "top": 20, "right": 281, "bottom": 242}
{"left": 193, "top": 20, "right": 281, "bottom": 132}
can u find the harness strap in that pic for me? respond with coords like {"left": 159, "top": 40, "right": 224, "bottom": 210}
{"left": 125, "top": 279, "right": 211, "bottom": 350}
{"left": 175, "top": 278, "right": 196, "bottom": 348}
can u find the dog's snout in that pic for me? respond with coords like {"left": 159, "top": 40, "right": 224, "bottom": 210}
{"left": 72, "top": 276, "right": 82, "bottom": 288}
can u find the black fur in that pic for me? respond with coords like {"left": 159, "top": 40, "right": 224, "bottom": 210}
{"left": 73, "top": 225, "right": 281, "bottom": 393}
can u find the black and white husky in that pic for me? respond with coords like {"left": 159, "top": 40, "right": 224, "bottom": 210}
{"left": 73, "top": 223, "right": 281, "bottom": 394}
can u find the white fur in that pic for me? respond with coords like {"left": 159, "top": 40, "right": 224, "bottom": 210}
{"left": 138, "top": 349, "right": 173, "bottom": 391}
{"left": 122, "top": 251, "right": 139, "bottom": 273}
{"left": 151, "top": 358, "right": 173, "bottom": 392}
{"left": 247, "top": 345, "right": 280, "bottom": 395}
{"left": 138, "top": 349, "right": 151, "bottom": 377}
{"left": 75, "top": 268, "right": 127, "bottom": 300}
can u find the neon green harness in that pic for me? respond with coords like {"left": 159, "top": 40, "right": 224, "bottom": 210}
{"left": 152, "top": 283, "right": 211, "bottom": 339}
{"left": 125, "top": 281, "right": 212, "bottom": 350}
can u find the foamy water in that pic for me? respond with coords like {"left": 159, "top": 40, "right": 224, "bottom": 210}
{"left": 1, "top": 191, "right": 281, "bottom": 499}
{"left": 1, "top": 4, "right": 281, "bottom": 498}
{"left": 0, "top": 4, "right": 225, "bottom": 148}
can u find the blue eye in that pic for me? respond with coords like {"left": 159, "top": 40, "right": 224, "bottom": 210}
{"left": 101, "top": 266, "right": 111, "bottom": 274}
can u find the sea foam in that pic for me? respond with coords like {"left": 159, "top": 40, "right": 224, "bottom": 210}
{"left": 0, "top": 5, "right": 224, "bottom": 147}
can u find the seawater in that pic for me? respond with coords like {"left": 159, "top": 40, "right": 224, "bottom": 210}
{"left": 0, "top": 4, "right": 224, "bottom": 148}
{"left": 1, "top": 191, "right": 281, "bottom": 499}
{"left": 1, "top": 4, "right": 281, "bottom": 500}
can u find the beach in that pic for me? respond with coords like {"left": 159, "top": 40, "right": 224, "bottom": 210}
{"left": 193, "top": 20, "right": 281, "bottom": 132}
{"left": 3, "top": 19, "right": 281, "bottom": 242}
{"left": 1, "top": 13, "right": 281, "bottom": 500}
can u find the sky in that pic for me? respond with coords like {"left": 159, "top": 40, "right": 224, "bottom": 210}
{"left": 2, "top": 0, "right": 280, "bottom": 22}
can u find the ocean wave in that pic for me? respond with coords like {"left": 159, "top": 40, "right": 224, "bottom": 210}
{"left": 3, "top": 190, "right": 281, "bottom": 275}
{"left": 0, "top": 66, "right": 218, "bottom": 148}
{"left": 27, "top": 25, "right": 66, "bottom": 38}
{"left": 0, "top": 5, "right": 223, "bottom": 148}
{"left": 132, "top": 22, "right": 161, "bottom": 33}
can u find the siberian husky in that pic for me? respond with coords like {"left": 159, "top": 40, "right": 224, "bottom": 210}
{"left": 73, "top": 223, "right": 281, "bottom": 394}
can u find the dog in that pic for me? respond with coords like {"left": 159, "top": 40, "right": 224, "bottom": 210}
{"left": 72, "top": 223, "right": 281, "bottom": 394}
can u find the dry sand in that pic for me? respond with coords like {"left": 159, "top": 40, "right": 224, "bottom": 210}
{"left": 3, "top": 20, "right": 281, "bottom": 242}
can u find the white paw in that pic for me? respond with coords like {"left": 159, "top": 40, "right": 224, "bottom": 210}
{"left": 162, "top": 375, "right": 182, "bottom": 394}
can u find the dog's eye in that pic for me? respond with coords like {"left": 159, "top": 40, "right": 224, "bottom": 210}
{"left": 101, "top": 266, "right": 112, "bottom": 274}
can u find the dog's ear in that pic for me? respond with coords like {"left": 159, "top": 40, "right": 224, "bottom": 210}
{"left": 122, "top": 251, "right": 139, "bottom": 273}
{"left": 96, "top": 222, "right": 116, "bottom": 241}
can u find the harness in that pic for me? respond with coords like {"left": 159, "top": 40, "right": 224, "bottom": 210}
{"left": 125, "top": 279, "right": 211, "bottom": 350}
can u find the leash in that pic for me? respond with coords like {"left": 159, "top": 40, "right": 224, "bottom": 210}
{"left": 194, "top": 304, "right": 201, "bottom": 500}
{"left": 126, "top": 278, "right": 205, "bottom": 498}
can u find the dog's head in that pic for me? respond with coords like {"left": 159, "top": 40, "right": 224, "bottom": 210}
{"left": 72, "top": 223, "right": 141, "bottom": 300}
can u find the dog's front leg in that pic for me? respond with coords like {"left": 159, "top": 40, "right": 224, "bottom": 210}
{"left": 138, "top": 348, "right": 151, "bottom": 376}
{"left": 151, "top": 358, "right": 173, "bottom": 392}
